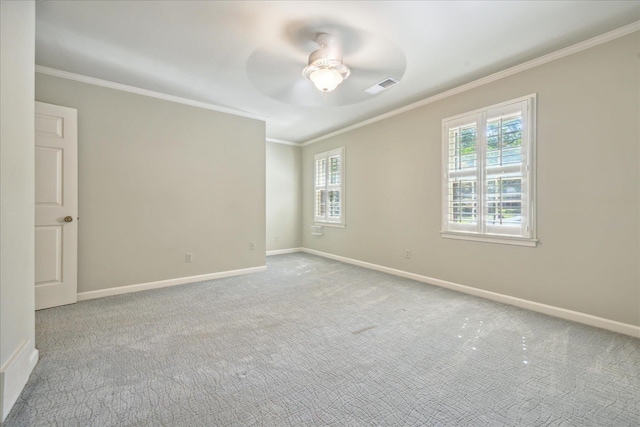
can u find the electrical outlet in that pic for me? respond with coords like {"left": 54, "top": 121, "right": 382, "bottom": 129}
{"left": 250, "top": 242, "right": 256, "bottom": 250}
{"left": 274, "top": 235, "right": 279, "bottom": 242}
{"left": 405, "top": 250, "right": 411, "bottom": 259}
{"left": 186, "top": 252, "right": 193, "bottom": 263}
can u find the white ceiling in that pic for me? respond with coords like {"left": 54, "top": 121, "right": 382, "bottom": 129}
{"left": 36, "top": 1, "right": 640, "bottom": 144}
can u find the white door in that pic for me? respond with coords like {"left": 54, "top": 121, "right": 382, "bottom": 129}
{"left": 35, "top": 102, "right": 78, "bottom": 310}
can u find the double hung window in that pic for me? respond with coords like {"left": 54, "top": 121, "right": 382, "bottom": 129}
{"left": 442, "top": 95, "right": 536, "bottom": 246}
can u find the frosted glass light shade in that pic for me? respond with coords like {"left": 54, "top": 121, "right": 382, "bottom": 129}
{"left": 309, "top": 68, "right": 344, "bottom": 92}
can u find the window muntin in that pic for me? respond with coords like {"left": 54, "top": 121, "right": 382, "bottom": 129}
{"left": 442, "top": 96, "right": 535, "bottom": 244}
{"left": 314, "top": 147, "right": 345, "bottom": 225}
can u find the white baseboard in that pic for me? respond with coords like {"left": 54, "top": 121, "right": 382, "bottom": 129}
{"left": 77, "top": 266, "right": 267, "bottom": 301}
{"left": 301, "top": 248, "right": 640, "bottom": 338}
{"left": 0, "top": 340, "right": 39, "bottom": 422}
{"left": 266, "top": 248, "right": 303, "bottom": 256}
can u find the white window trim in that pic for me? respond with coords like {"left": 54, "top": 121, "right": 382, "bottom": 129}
{"left": 314, "top": 147, "right": 346, "bottom": 227}
{"left": 441, "top": 94, "right": 537, "bottom": 247}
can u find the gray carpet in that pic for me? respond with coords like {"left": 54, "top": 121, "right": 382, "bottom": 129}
{"left": 4, "top": 253, "right": 640, "bottom": 426}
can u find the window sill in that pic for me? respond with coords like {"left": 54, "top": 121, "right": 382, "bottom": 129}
{"left": 314, "top": 222, "right": 346, "bottom": 229}
{"left": 441, "top": 231, "right": 537, "bottom": 247}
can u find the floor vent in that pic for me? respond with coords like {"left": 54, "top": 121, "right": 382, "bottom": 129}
{"left": 364, "top": 78, "right": 399, "bottom": 95}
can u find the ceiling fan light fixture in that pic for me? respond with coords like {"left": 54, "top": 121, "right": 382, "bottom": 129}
{"left": 309, "top": 67, "right": 344, "bottom": 92}
{"left": 303, "top": 59, "right": 351, "bottom": 93}
{"left": 303, "top": 33, "right": 351, "bottom": 93}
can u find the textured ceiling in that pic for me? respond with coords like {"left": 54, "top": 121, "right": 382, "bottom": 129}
{"left": 36, "top": 1, "right": 640, "bottom": 143}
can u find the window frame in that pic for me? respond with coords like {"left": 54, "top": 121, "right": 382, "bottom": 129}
{"left": 314, "top": 147, "right": 345, "bottom": 227}
{"left": 441, "top": 94, "right": 537, "bottom": 247}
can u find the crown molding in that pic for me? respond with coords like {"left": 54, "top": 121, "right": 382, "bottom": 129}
{"left": 35, "top": 20, "right": 639, "bottom": 144}
{"left": 301, "top": 20, "right": 640, "bottom": 147}
{"left": 266, "top": 137, "right": 301, "bottom": 146}
{"left": 35, "top": 65, "right": 268, "bottom": 121}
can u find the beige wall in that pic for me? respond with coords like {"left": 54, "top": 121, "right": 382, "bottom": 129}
{"left": 303, "top": 33, "right": 640, "bottom": 326}
{"left": 266, "top": 142, "right": 302, "bottom": 251}
{"left": 0, "top": 0, "right": 37, "bottom": 419}
{"left": 36, "top": 74, "right": 266, "bottom": 293}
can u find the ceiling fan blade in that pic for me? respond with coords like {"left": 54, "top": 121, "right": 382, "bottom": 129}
{"left": 246, "top": 22, "right": 406, "bottom": 107}
{"left": 282, "top": 19, "right": 366, "bottom": 56}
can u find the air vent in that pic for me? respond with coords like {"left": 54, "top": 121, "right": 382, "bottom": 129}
{"left": 364, "top": 78, "right": 399, "bottom": 95}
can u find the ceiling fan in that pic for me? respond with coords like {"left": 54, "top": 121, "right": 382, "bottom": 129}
{"left": 245, "top": 23, "right": 406, "bottom": 107}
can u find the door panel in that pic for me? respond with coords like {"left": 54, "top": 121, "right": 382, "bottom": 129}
{"left": 35, "top": 147, "right": 63, "bottom": 206}
{"left": 35, "top": 102, "right": 78, "bottom": 310}
{"left": 35, "top": 226, "right": 62, "bottom": 285}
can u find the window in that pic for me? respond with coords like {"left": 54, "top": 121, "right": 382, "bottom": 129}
{"left": 442, "top": 95, "right": 536, "bottom": 246}
{"left": 314, "top": 147, "right": 345, "bottom": 226}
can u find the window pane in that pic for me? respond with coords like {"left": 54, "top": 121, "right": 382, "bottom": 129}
{"left": 328, "top": 190, "right": 340, "bottom": 218}
{"left": 315, "top": 190, "right": 326, "bottom": 217}
{"left": 487, "top": 136, "right": 500, "bottom": 166}
{"left": 315, "top": 158, "right": 326, "bottom": 187}
{"left": 485, "top": 177, "right": 522, "bottom": 225}
{"left": 449, "top": 124, "right": 477, "bottom": 171}
{"left": 449, "top": 179, "right": 477, "bottom": 224}
{"left": 329, "top": 155, "right": 341, "bottom": 185}
{"left": 486, "top": 113, "right": 522, "bottom": 166}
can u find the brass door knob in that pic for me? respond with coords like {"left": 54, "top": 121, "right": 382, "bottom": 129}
{"left": 64, "top": 216, "right": 73, "bottom": 223}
